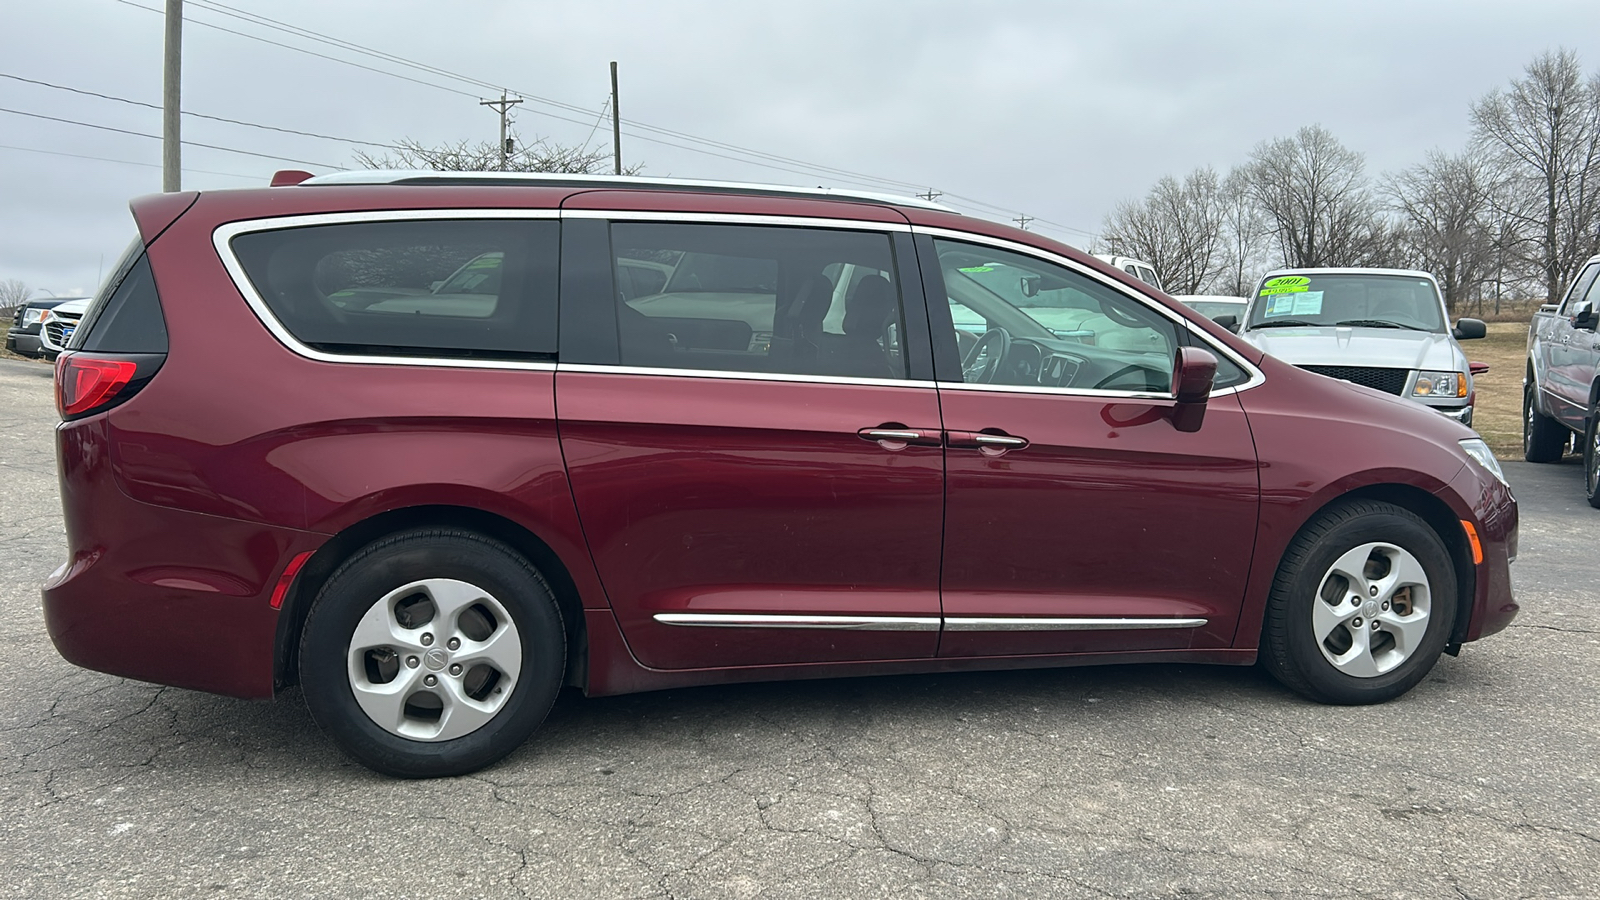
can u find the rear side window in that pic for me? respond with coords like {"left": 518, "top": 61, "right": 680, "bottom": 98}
{"left": 70, "top": 241, "right": 168, "bottom": 354}
{"left": 230, "top": 219, "right": 559, "bottom": 359}
{"left": 609, "top": 222, "right": 908, "bottom": 380}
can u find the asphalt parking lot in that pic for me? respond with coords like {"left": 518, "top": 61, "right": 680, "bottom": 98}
{"left": 1, "top": 356, "right": 1597, "bottom": 900}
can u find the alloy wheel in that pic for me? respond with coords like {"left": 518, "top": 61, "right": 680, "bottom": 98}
{"left": 1312, "top": 542, "right": 1432, "bottom": 678}
{"left": 346, "top": 578, "right": 522, "bottom": 741}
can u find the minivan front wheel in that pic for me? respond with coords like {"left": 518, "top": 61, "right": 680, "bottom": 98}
{"left": 1261, "top": 500, "right": 1456, "bottom": 705}
{"left": 299, "top": 529, "right": 566, "bottom": 777}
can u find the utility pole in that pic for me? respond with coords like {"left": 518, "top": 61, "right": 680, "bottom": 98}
{"left": 1012, "top": 214, "right": 1034, "bottom": 230}
{"left": 480, "top": 91, "right": 522, "bottom": 170}
{"left": 917, "top": 189, "right": 942, "bottom": 202}
{"left": 610, "top": 61, "right": 622, "bottom": 175}
{"left": 162, "top": 0, "right": 182, "bottom": 192}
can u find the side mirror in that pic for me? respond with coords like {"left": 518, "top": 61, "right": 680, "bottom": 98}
{"left": 1212, "top": 313, "right": 1239, "bottom": 333}
{"left": 1469, "top": 360, "right": 1490, "bottom": 376}
{"left": 1452, "top": 317, "right": 1487, "bottom": 340}
{"left": 1169, "top": 347, "right": 1217, "bottom": 433}
{"left": 1573, "top": 302, "right": 1599, "bottom": 331}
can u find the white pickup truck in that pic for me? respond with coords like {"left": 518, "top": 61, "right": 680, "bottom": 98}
{"left": 1524, "top": 252, "right": 1600, "bottom": 506}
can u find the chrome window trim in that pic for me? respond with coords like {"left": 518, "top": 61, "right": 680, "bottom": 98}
{"left": 943, "top": 617, "right": 1209, "bottom": 632}
{"left": 212, "top": 209, "right": 560, "bottom": 372}
{"left": 564, "top": 208, "right": 911, "bottom": 232}
{"left": 912, "top": 225, "right": 1266, "bottom": 397}
{"left": 560, "top": 362, "right": 937, "bottom": 390}
{"left": 654, "top": 613, "right": 940, "bottom": 631}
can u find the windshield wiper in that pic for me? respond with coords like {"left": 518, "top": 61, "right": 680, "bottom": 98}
{"left": 1247, "top": 319, "right": 1321, "bottom": 329}
{"left": 1335, "top": 319, "right": 1429, "bottom": 331}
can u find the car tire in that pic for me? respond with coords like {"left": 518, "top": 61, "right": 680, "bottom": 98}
{"left": 1261, "top": 500, "right": 1457, "bottom": 705}
{"left": 1524, "top": 382, "right": 1566, "bottom": 463}
{"left": 299, "top": 528, "right": 566, "bottom": 778}
{"left": 1585, "top": 405, "right": 1600, "bottom": 510}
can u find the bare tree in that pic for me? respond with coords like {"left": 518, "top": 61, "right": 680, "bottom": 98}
{"left": 1385, "top": 150, "right": 1497, "bottom": 313}
{"left": 1213, "top": 168, "right": 1272, "bottom": 296}
{"left": 1101, "top": 167, "right": 1227, "bottom": 294}
{"left": 1471, "top": 48, "right": 1600, "bottom": 302}
{"left": 1239, "top": 125, "right": 1392, "bottom": 268}
{"left": 356, "top": 134, "right": 642, "bottom": 175}
{"left": 0, "top": 279, "right": 30, "bottom": 323}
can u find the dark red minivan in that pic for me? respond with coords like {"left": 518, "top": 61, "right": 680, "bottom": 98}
{"left": 44, "top": 173, "right": 1519, "bottom": 776}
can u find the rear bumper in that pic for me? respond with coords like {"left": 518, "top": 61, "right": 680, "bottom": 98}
{"left": 42, "top": 416, "right": 322, "bottom": 699}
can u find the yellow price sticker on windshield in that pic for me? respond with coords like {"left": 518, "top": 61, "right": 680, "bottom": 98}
{"left": 1260, "top": 276, "right": 1310, "bottom": 296}
{"left": 958, "top": 266, "right": 994, "bottom": 273}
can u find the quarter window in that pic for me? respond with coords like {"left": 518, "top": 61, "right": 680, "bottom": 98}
{"left": 230, "top": 219, "right": 559, "bottom": 359}
{"left": 933, "top": 239, "right": 1176, "bottom": 392}
{"left": 610, "top": 222, "right": 907, "bottom": 379}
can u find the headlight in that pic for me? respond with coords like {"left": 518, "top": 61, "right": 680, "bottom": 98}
{"left": 23, "top": 308, "right": 48, "bottom": 325}
{"left": 1413, "top": 370, "right": 1469, "bottom": 398}
{"left": 1460, "top": 438, "right": 1508, "bottom": 487}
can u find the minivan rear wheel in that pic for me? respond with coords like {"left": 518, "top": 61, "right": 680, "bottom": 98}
{"left": 1261, "top": 500, "right": 1456, "bottom": 705}
{"left": 299, "top": 529, "right": 565, "bottom": 777}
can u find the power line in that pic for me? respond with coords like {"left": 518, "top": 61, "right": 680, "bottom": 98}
{"left": 0, "top": 142, "right": 257, "bottom": 179}
{"left": 0, "top": 106, "right": 342, "bottom": 168}
{"left": 0, "top": 72, "right": 402, "bottom": 149}
{"left": 104, "top": 0, "right": 1096, "bottom": 236}
{"left": 109, "top": 0, "right": 482, "bottom": 100}
{"left": 107, "top": 0, "right": 931, "bottom": 194}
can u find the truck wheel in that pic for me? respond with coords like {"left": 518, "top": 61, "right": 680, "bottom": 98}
{"left": 1524, "top": 383, "right": 1566, "bottom": 463}
{"left": 1585, "top": 406, "right": 1600, "bottom": 509}
{"left": 1260, "top": 500, "right": 1456, "bottom": 705}
{"left": 299, "top": 529, "right": 566, "bottom": 778}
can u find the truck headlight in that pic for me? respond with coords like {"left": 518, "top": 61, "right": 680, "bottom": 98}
{"left": 1459, "top": 438, "right": 1508, "bottom": 487}
{"left": 1413, "top": 370, "right": 1468, "bottom": 398}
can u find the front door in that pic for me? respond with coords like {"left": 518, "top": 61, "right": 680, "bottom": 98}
{"left": 557, "top": 217, "right": 945, "bottom": 669}
{"left": 919, "top": 234, "right": 1260, "bottom": 657}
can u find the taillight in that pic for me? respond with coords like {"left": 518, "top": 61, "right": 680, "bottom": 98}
{"left": 54, "top": 353, "right": 144, "bottom": 419}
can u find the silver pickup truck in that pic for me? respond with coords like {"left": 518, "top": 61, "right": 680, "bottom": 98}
{"left": 1525, "top": 252, "right": 1600, "bottom": 506}
{"left": 1225, "top": 267, "right": 1487, "bottom": 423}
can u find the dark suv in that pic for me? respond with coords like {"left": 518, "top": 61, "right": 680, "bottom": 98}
{"left": 45, "top": 173, "right": 1519, "bottom": 777}
{"left": 7, "top": 296, "right": 79, "bottom": 357}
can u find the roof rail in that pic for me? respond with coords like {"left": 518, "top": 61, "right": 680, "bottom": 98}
{"left": 298, "top": 170, "right": 956, "bottom": 211}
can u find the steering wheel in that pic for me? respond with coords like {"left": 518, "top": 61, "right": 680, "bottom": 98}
{"left": 962, "top": 327, "right": 1012, "bottom": 383}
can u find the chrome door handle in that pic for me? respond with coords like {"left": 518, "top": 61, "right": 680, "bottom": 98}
{"left": 946, "top": 430, "right": 1030, "bottom": 454}
{"left": 973, "top": 434, "right": 1028, "bottom": 448}
{"left": 857, "top": 426, "right": 943, "bottom": 449}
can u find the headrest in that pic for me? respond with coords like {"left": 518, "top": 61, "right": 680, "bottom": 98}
{"left": 843, "top": 275, "right": 895, "bottom": 335}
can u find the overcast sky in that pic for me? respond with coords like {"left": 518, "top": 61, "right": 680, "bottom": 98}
{"left": 3, "top": 0, "right": 1599, "bottom": 295}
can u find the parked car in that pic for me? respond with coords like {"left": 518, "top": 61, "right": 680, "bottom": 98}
{"left": 45, "top": 172, "right": 1517, "bottom": 777}
{"left": 1235, "top": 268, "right": 1487, "bottom": 424}
{"left": 1524, "top": 253, "right": 1600, "bottom": 506}
{"left": 38, "top": 297, "right": 91, "bottom": 360}
{"left": 7, "top": 296, "right": 80, "bottom": 357}
{"left": 1092, "top": 254, "right": 1162, "bottom": 291}
{"left": 1174, "top": 294, "right": 1247, "bottom": 323}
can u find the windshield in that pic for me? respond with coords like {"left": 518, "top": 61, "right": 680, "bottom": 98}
{"left": 1245, "top": 273, "right": 1445, "bottom": 332}
{"left": 434, "top": 252, "right": 504, "bottom": 295}
{"left": 1185, "top": 300, "right": 1245, "bottom": 319}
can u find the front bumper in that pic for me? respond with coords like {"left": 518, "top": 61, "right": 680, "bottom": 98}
{"left": 1431, "top": 404, "right": 1473, "bottom": 425}
{"left": 5, "top": 329, "right": 43, "bottom": 356}
{"left": 1442, "top": 461, "right": 1518, "bottom": 642}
